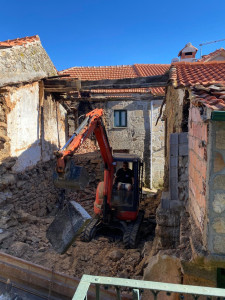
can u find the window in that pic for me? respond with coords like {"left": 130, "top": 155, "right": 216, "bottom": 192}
{"left": 114, "top": 110, "right": 127, "bottom": 127}
{"left": 185, "top": 52, "right": 193, "bottom": 56}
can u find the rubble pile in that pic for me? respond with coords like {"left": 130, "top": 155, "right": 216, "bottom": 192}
{"left": 0, "top": 190, "right": 159, "bottom": 280}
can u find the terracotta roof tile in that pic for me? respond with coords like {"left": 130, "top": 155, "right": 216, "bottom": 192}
{"left": 134, "top": 64, "right": 170, "bottom": 77}
{"left": 198, "top": 48, "right": 225, "bottom": 62}
{"left": 60, "top": 64, "right": 169, "bottom": 96}
{"left": 191, "top": 84, "right": 225, "bottom": 110}
{"left": 60, "top": 65, "right": 137, "bottom": 80}
{"left": 169, "top": 61, "right": 225, "bottom": 87}
{"left": 0, "top": 35, "right": 40, "bottom": 48}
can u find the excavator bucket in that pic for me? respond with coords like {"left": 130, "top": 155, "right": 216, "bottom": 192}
{"left": 46, "top": 201, "right": 91, "bottom": 254}
{"left": 53, "top": 158, "right": 89, "bottom": 190}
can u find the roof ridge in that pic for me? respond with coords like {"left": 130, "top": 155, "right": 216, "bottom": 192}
{"left": 61, "top": 64, "right": 133, "bottom": 71}
{"left": 134, "top": 63, "right": 170, "bottom": 66}
{"left": 172, "top": 60, "right": 225, "bottom": 66}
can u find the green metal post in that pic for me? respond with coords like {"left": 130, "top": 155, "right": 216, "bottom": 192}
{"left": 133, "top": 288, "right": 140, "bottom": 300}
{"left": 116, "top": 287, "right": 121, "bottom": 300}
{"left": 95, "top": 284, "right": 100, "bottom": 300}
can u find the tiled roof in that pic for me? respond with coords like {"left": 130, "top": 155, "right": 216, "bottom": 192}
{"left": 191, "top": 84, "right": 225, "bottom": 110}
{"left": 169, "top": 61, "right": 225, "bottom": 87}
{"left": 60, "top": 65, "right": 137, "bottom": 80}
{"left": 60, "top": 64, "right": 169, "bottom": 96}
{"left": 0, "top": 35, "right": 40, "bottom": 48}
{"left": 198, "top": 48, "right": 225, "bottom": 62}
{"left": 134, "top": 64, "right": 169, "bottom": 77}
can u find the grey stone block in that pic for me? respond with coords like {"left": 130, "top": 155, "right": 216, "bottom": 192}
{"left": 161, "top": 198, "right": 170, "bottom": 209}
{"left": 46, "top": 201, "right": 91, "bottom": 254}
{"left": 161, "top": 192, "right": 170, "bottom": 209}
{"left": 170, "top": 189, "right": 178, "bottom": 200}
{"left": 169, "top": 200, "right": 184, "bottom": 210}
{"left": 170, "top": 143, "right": 178, "bottom": 157}
{"left": 178, "top": 132, "right": 188, "bottom": 144}
{"left": 170, "top": 133, "right": 179, "bottom": 145}
{"left": 179, "top": 144, "right": 188, "bottom": 156}
{"left": 170, "top": 157, "right": 178, "bottom": 167}
{"left": 170, "top": 166, "right": 178, "bottom": 178}
{"left": 170, "top": 177, "right": 178, "bottom": 200}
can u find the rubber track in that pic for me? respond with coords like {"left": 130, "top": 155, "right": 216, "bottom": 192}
{"left": 80, "top": 218, "right": 99, "bottom": 242}
{"left": 123, "top": 212, "right": 144, "bottom": 248}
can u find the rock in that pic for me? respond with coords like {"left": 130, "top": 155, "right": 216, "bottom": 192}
{"left": 143, "top": 252, "right": 182, "bottom": 300}
{"left": 144, "top": 252, "right": 181, "bottom": 283}
{"left": 0, "top": 174, "right": 16, "bottom": 190}
{"left": 9, "top": 242, "right": 30, "bottom": 258}
{"left": 0, "top": 231, "right": 12, "bottom": 244}
{"left": 109, "top": 249, "right": 124, "bottom": 261}
{"left": 2, "top": 157, "right": 17, "bottom": 169}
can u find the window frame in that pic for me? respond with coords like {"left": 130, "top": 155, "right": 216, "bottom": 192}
{"left": 113, "top": 110, "right": 127, "bottom": 128}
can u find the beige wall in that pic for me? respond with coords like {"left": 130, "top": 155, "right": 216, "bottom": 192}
{"left": 0, "top": 81, "right": 66, "bottom": 172}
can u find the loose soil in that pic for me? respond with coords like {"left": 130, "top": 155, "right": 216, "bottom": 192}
{"left": 1, "top": 189, "right": 160, "bottom": 280}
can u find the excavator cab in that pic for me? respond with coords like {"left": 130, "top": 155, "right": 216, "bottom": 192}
{"left": 111, "top": 154, "right": 143, "bottom": 221}
{"left": 82, "top": 153, "right": 144, "bottom": 248}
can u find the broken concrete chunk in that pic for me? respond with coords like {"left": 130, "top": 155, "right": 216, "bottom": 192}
{"left": 46, "top": 201, "right": 91, "bottom": 254}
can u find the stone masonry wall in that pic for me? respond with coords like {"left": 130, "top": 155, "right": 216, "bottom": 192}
{"left": 164, "top": 87, "right": 186, "bottom": 189}
{"left": 0, "top": 82, "right": 67, "bottom": 212}
{"left": 0, "top": 150, "right": 103, "bottom": 222}
{"left": 0, "top": 39, "right": 57, "bottom": 88}
{"left": 208, "top": 121, "right": 225, "bottom": 255}
{"left": 152, "top": 101, "right": 165, "bottom": 188}
{"left": 188, "top": 105, "right": 208, "bottom": 242}
{"left": 77, "top": 98, "right": 165, "bottom": 189}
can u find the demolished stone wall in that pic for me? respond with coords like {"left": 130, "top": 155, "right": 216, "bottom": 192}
{"left": 164, "top": 87, "right": 186, "bottom": 189}
{"left": 0, "top": 81, "right": 67, "bottom": 217}
{"left": 0, "top": 148, "right": 103, "bottom": 222}
{"left": 153, "top": 132, "right": 189, "bottom": 252}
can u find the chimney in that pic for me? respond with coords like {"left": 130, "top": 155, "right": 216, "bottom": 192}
{"left": 178, "top": 42, "right": 198, "bottom": 62}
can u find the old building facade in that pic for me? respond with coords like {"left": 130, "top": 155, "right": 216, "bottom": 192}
{"left": 60, "top": 64, "right": 170, "bottom": 188}
{"left": 159, "top": 61, "right": 225, "bottom": 286}
{"left": 0, "top": 36, "right": 67, "bottom": 216}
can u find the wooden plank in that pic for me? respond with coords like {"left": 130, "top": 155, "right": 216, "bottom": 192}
{"left": 61, "top": 95, "right": 164, "bottom": 103}
{"left": 44, "top": 87, "right": 79, "bottom": 93}
{"left": 0, "top": 252, "right": 121, "bottom": 300}
{"left": 44, "top": 74, "right": 168, "bottom": 91}
{"left": 81, "top": 74, "right": 169, "bottom": 90}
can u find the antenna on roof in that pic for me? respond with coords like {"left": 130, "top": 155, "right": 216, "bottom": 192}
{"left": 199, "top": 38, "right": 225, "bottom": 58}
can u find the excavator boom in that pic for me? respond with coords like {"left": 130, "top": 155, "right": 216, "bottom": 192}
{"left": 54, "top": 108, "right": 114, "bottom": 204}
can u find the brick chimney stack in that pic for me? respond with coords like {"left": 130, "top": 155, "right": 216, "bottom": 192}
{"left": 178, "top": 42, "right": 198, "bottom": 62}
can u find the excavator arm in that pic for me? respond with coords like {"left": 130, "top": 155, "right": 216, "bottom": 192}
{"left": 55, "top": 108, "right": 114, "bottom": 208}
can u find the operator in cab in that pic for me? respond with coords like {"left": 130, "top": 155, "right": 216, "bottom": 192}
{"left": 114, "top": 161, "right": 134, "bottom": 191}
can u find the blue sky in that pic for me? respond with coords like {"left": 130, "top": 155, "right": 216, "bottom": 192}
{"left": 1, "top": 0, "right": 225, "bottom": 71}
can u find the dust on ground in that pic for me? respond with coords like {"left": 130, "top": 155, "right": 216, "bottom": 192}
{"left": 1, "top": 190, "right": 161, "bottom": 280}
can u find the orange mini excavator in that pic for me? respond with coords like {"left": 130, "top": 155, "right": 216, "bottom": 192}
{"left": 53, "top": 108, "right": 144, "bottom": 249}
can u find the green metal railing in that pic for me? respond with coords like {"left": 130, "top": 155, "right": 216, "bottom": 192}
{"left": 72, "top": 274, "right": 225, "bottom": 300}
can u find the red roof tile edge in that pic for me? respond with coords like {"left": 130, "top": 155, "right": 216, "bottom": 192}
{"left": 0, "top": 35, "right": 40, "bottom": 47}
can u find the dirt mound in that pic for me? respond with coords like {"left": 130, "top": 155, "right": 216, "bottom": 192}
{"left": 0, "top": 191, "right": 159, "bottom": 280}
